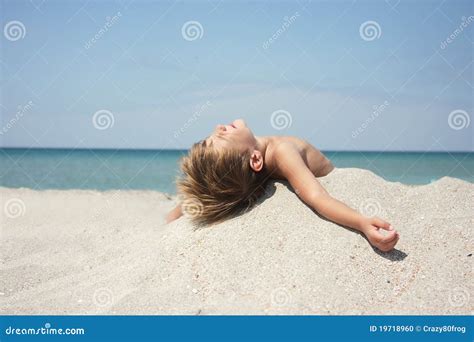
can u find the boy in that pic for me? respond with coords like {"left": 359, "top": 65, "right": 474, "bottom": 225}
{"left": 167, "top": 119, "right": 399, "bottom": 252}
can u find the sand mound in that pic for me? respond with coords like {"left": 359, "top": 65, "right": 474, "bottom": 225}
{"left": 1, "top": 168, "right": 472, "bottom": 314}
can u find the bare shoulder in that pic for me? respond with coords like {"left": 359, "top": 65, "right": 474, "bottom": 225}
{"left": 267, "top": 137, "right": 302, "bottom": 162}
{"left": 266, "top": 136, "right": 333, "bottom": 178}
{"left": 264, "top": 138, "right": 301, "bottom": 178}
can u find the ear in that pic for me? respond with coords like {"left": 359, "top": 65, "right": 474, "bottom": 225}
{"left": 249, "top": 150, "right": 264, "bottom": 172}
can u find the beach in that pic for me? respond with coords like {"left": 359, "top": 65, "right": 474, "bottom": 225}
{"left": 0, "top": 168, "right": 472, "bottom": 314}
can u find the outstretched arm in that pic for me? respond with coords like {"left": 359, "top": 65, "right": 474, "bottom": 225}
{"left": 166, "top": 205, "right": 183, "bottom": 223}
{"left": 274, "top": 143, "right": 399, "bottom": 252}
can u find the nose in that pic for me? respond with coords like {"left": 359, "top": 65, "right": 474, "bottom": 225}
{"left": 215, "top": 125, "right": 226, "bottom": 132}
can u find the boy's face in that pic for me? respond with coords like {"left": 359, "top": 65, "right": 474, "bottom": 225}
{"left": 204, "top": 119, "right": 257, "bottom": 152}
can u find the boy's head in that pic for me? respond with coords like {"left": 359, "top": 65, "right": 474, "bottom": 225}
{"left": 178, "top": 119, "right": 269, "bottom": 225}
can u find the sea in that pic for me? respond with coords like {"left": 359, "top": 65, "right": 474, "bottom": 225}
{"left": 0, "top": 149, "right": 472, "bottom": 194}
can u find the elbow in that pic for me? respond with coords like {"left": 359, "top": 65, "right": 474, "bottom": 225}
{"left": 166, "top": 206, "right": 182, "bottom": 224}
{"left": 165, "top": 212, "right": 175, "bottom": 224}
{"left": 298, "top": 190, "right": 331, "bottom": 211}
{"left": 319, "top": 160, "right": 334, "bottom": 177}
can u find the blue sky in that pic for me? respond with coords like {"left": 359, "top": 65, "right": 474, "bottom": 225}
{"left": 0, "top": 0, "right": 472, "bottom": 151}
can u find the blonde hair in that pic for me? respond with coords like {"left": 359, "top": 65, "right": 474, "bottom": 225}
{"left": 177, "top": 142, "right": 269, "bottom": 225}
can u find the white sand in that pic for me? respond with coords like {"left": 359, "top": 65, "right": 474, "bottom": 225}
{"left": 0, "top": 168, "right": 472, "bottom": 314}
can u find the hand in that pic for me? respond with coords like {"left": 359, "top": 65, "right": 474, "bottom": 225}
{"left": 359, "top": 217, "right": 399, "bottom": 252}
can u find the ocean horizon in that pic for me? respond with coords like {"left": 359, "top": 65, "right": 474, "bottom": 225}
{"left": 1, "top": 148, "right": 472, "bottom": 194}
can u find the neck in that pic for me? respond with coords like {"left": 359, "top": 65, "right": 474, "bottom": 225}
{"left": 255, "top": 136, "right": 269, "bottom": 160}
